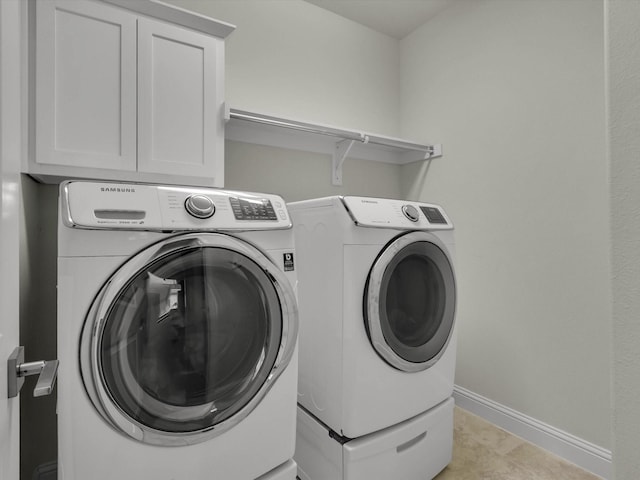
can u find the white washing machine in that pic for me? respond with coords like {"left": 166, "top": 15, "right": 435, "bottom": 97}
{"left": 288, "top": 196, "right": 457, "bottom": 480}
{"left": 57, "top": 181, "right": 299, "bottom": 480}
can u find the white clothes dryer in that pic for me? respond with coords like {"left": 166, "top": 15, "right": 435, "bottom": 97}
{"left": 288, "top": 196, "right": 457, "bottom": 480}
{"left": 57, "top": 181, "right": 299, "bottom": 480}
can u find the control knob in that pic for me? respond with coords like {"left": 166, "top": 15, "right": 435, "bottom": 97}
{"left": 401, "top": 204, "right": 420, "bottom": 222}
{"left": 185, "top": 194, "right": 215, "bottom": 219}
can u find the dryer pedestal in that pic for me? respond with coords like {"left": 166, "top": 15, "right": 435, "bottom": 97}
{"left": 294, "top": 398, "right": 454, "bottom": 480}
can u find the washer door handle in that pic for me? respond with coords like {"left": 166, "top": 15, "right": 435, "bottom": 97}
{"left": 7, "top": 346, "right": 59, "bottom": 398}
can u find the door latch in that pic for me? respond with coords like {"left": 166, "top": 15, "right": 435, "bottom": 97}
{"left": 7, "top": 346, "right": 59, "bottom": 398}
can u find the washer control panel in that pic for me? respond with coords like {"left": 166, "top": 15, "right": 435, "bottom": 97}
{"left": 342, "top": 196, "right": 452, "bottom": 230}
{"left": 61, "top": 181, "right": 292, "bottom": 231}
{"left": 229, "top": 197, "right": 278, "bottom": 221}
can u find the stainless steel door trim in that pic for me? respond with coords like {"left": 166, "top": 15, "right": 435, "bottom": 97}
{"left": 365, "top": 231, "right": 456, "bottom": 373}
{"left": 80, "top": 232, "right": 298, "bottom": 446}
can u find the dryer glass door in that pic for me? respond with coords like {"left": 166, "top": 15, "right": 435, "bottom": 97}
{"left": 365, "top": 231, "right": 456, "bottom": 372}
{"left": 80, "top": 233, "right": 297, "bottom": 446}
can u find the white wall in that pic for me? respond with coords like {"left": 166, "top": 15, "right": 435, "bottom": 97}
{"left": 607, "top": 0, "right": 640, "bottom": 477}
{"left": 165, "top": 0, "right": 402, "bottom": 198}
{"left": 400, "top": 0, "right": 610, "bottom": 449}
{"left": 167, "top": 0, "right": 401, "bottom": 137}
{"left": 224, "top": 141, "right": 402, "bottom": 202}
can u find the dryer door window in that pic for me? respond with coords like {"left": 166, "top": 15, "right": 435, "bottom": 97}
{"left": 80, "top": 233, "right": 298, "bottom": 446}
{"left": 365, "top": 231, "right": 456, "bottom": 372}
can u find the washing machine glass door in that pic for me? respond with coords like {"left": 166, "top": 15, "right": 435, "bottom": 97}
{"left": 80, "top": 233, "right": 297, "bottom": 446}
{"left": 364, "top": 231, "right": 456, "bottom": 372}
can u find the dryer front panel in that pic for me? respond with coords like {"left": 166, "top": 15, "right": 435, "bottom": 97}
{"left": 80, "top": 233, "right": 298, "bottom": 446}
{"left": 364, "top": 231, "right": 456, "bottom": 372}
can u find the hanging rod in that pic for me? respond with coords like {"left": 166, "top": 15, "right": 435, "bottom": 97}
{"left": 228, "top": 109, "right": 365, "bottom": 143}
{"left": 227, "top": 108, "right": 438, "bottom": 155}
{"left": 364, "top": 133, "right": 433, "bottom": 153}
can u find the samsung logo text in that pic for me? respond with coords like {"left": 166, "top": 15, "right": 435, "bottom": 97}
{"left": 100, "top": 187, "right": 136, "bottom": 193}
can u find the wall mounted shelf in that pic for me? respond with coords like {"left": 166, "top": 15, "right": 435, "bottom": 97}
{"left": 225, "top": 108, "right": 442, "bottom": 186}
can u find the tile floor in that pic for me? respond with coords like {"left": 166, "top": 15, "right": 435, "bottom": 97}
{"left": 435, "top": 407, "right": 603, "bottom": 480}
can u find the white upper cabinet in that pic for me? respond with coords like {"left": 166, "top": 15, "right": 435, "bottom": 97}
{"left": 137, "top": 18, "right": 223, "bottom": 178}
{"left": 30, "top": 0, "right": 232, "bottom": 187}
{"left": 35, "top": 1, "right": 137, "bottom": 172}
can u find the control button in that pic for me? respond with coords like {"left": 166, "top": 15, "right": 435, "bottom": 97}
{"left": 278, "top": 209, "right": 287, "bottom": 220}
{"left": 401, "top": 205, "right": 420, "bottom": 222}
{"left": 185, "top": 194, "right": 215, "bottom": 219}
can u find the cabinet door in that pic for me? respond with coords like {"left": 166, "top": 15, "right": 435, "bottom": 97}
{"left": 35, "top": 0, "right": 137, "bottom": 171}
{"left": 137, "top": 18, "right": 224, "bottom": 185}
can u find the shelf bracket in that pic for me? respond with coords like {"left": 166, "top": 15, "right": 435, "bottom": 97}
{"left": 332, "top": 139, "right": 356, "bottom": 186}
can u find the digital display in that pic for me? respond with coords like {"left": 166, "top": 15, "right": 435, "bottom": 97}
{"left": 230, "top": 197, "right": 277, "bottom": 221}
{"left": 420, "top": 206, "right": 447, "bottom": 224}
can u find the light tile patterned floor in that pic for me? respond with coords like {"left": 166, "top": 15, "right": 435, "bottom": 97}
{"left": 434, "top": 407, "right": 603, "bottom": 480}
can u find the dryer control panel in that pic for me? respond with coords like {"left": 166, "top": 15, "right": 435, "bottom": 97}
{"left": 61, "top": 181, "right": 292, "bottom": 231}
{"left": 341, "top": 196, "right": 452, "bottom": 230}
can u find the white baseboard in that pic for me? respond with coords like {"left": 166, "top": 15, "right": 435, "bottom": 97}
{"left": 452, "top": 386, "right": 612, "bottom": 479}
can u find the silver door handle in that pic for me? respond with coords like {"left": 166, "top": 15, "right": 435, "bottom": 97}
{"left": 7, "top": 346, "right": 59, "bottom": 398}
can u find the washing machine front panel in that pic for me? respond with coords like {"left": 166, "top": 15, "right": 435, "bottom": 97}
{"left": 365, "top": 231, "right": 456, "bottom": 372}
{"left": 80, "top": 232, "right": 298, "bottom": 446}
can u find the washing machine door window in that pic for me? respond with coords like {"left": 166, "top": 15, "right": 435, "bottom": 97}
{"left": 365, "top": 231, "right": 456, "bottom": 372}
{"left": 80, "top": 233, "right": 297, "bottom": 446}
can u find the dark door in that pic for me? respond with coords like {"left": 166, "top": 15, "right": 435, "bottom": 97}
{"left": 364, "top": 231, "right": 456, "bottom": 372}
{"left": 80, "top": 233, "right": 298, "bottom": 446}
